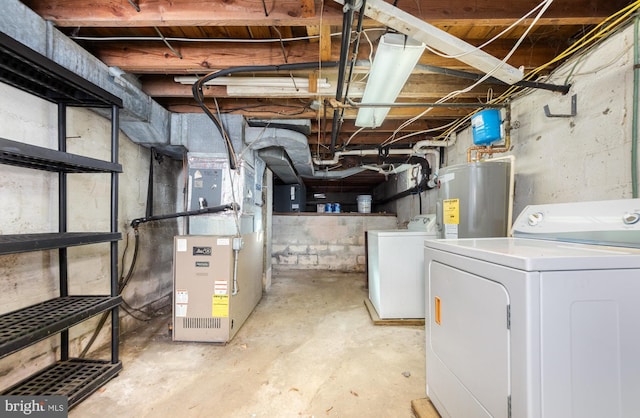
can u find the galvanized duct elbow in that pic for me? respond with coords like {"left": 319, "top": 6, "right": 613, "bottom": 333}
{"left": 245, "top": 125, "right": 315, "bottom": 180}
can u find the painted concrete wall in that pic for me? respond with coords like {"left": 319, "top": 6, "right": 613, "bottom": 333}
{"left": 272, "top": 214, "right": 398, "bottom": 271}
{"left": 387, "top": 22, "right": 637, "bottom": 225}
{"left": 0, "top": 83, "right": 181, "bottom": 388}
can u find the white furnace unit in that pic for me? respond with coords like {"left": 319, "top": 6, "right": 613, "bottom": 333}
{"left": 173, "top": 233, "right": 263, "bottom": 343}
{"left": 424, "top": 199, "right": 640, "bottom": 418}
{"left": 367, "top": 214, "right": 437, "bottom": 319}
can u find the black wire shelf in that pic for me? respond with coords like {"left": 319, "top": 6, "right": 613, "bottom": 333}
{"left": 0, "top": 296, "right": 122, "bottom": 358}
{"left": 0, "top": 232, "right": 121, "bottom": 255}
{"left": 0, "top": 137, "right": 122, "bottom": 173}
{"left": 2, "top": 358, "right": 122, "bottom": 408}
{"left": 0, "top": 32, "right": 122, "bottom": 108}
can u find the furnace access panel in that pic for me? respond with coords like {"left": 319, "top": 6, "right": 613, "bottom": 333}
{"left": 172, "top": 234, "right": 263, "bottom": 344}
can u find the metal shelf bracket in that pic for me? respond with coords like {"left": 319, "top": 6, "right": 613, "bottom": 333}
{"left": 544, "top": 94, "right": 577, "bottom": 118}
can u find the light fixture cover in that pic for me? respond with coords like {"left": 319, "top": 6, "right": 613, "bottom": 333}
{"left": 355, "top": 33, "right": 426, "bottom": 128}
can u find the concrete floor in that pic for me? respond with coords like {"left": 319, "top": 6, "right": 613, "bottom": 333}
{"left": 70, "top": 270, "right": 426, "bottom": 418}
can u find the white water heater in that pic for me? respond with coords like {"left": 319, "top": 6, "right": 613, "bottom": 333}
{"left": 436, "top": 160, "right": 511, "bottom": 239}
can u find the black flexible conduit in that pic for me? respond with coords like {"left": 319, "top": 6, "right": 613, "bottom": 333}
{"left": 192, "top": 62, "right": 339, "bottom": 170}
{"left": 146, "top": 148, "right": 155, "bottom": 218}
{"left": 342, "top": 0, "right": 367, "bottom": 103}
{"left": 330, "top": 0, "right": 367, "bottom": 156}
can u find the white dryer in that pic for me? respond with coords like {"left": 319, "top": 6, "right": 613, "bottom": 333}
{"left": 424, "top": 199, "right": 640, "bottom": 418}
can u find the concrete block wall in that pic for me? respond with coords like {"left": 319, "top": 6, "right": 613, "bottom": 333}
{"left": 272, "top": 214, "right": 398, "bottom": 271}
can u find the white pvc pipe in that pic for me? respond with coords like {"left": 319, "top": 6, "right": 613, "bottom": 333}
{"left": 313, "top": 133, "right": 456, "bottom": 166}
{"left": 313, "top": 148, "right": 409, "bottom": 166}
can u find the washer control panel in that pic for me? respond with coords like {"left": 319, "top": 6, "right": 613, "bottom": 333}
{"left": 512, "top": 198, "right": 640, "bottom": 248}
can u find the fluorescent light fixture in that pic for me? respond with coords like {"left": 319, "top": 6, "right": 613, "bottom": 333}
{"left": 355, "top": 33, "right": 426, "bottom": 128}
{"left": 334, "top": 0, "right": 524, "bottom": 85}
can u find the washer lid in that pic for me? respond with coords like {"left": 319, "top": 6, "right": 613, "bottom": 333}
{"left": 369, "top": 229, "right": 437, "bottom": 238}
{"left": 407, "top": 213, "right": 437, "bottom": 232}
{"left": 512, "top": 198, "right": 640, "bottom": 248}
{"left": 425, "top": 237, "right": 640, "bottom": 271}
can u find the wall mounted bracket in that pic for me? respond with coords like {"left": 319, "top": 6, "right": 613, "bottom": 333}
{"left": 544, "top": 94, "right": 577, "bottom": 118}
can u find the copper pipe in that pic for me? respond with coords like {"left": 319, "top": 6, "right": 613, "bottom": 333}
{"left": 467, "top": 145, "right": 486, "bottom": 162}
{"left": 467, "top": 103, "right": 512, "bottom": 162}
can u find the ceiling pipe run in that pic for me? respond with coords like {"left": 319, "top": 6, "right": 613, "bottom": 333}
{"left": 307, "top": 149, "right": 440, "bottom": 194}
{"left": 313, "top": 137, "right": 456, "bottom": 166}
{"left": 376, "top": 154, "right": 435, "bottom": 205}
{"left": 330, "top": 0, "right": 367, "bottom": 156}
{"left": 306, "top": 162, "right": 417, "bottom": 180}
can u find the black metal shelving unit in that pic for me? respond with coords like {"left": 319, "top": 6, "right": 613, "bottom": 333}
{"left": 0, "top": 31, "right": 123, "bottom": 408}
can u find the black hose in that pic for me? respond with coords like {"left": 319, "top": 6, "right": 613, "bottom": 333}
{"left": 80, "top": 229, "right": 141, "bottom": 358}
{"left": 146, "top": 148, "right": 154, "bottom": 218}
{"left": 130, "top": 203, "right": 238, "bottom": 228}
{"left": 192, "top": 61, "right": 340, "bottom": 171}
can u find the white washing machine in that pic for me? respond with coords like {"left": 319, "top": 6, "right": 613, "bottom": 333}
{"left": 424, "top": 199, "right": 640, "bottom": 418}
{"left": 368, "top": 214, "right": 437, "bottom": 319}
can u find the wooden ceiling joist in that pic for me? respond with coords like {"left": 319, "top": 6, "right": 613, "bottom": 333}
{"left": 92, "top": 36, "right": 559, "bottom": 74}
{"left": 23, "top": 0, "right": 624, "bottom": 28}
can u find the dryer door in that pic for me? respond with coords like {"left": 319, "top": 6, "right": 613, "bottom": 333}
{"left": 428, "top": 261, "right": 511, "bottom": 418}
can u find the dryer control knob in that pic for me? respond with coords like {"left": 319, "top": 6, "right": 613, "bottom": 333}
{"left": 623, "top": 212, "right": 640, "bottom": 225}
{"left": 528, "top": 212, "right": 544, "bottom": 226}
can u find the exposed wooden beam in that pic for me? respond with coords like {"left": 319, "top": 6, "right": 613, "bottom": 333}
{"left": 140, "top": 74, "right": 507, "bottom": 100}
{"left": 327, "top": 105, "right": 471, "bottom": 120}
{"left": 22, "top": 0, "right": 344, "bottom": 27}
{"left": 92, "top": 41, "right": 321, "bottom": 72}
{"left": 300, "top": 0, "right": 316, "bottom": 18}
{"left": 160, "top": 98, "right": 317, "bottom": 118}
{"left": 24, "top": 0, "right": 623, "bottom": 27}
{"left": 320, "top": 24, "right": 333, "bottom": 62}
{"left": 163, "top": 97, "right": 472, "bottom": 120}
{"left": 92, "top": 37, "right": 559, "bottom": 73}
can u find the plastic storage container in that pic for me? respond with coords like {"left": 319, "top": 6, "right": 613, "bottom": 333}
{"left": 357, "top": 195, "right": 372, "bottom": 213}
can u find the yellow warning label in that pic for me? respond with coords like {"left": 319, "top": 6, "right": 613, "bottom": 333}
{"left": 212, "top": 294, "right": 229, "bottom": 318}
{"left": 443, "top": 198, "right": 460, "bottom": 225}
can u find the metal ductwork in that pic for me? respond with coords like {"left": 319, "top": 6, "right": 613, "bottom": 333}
{"left": 245, "top": 124, "right": 314, "bottom": 185}
{"left": 257, "top": 147, "right": 301, "bottom": 184}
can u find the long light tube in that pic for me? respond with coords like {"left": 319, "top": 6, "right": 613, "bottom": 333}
{"left": 355, "top": 33, "right": 426, "bottom": 128}
{"left": 336, "top": 0, "right": 525, "bottom": 85}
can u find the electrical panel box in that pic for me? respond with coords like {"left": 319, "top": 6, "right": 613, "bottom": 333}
{"left": 172, "top": 233, "right": 263, "bottom": 343}
{"left": 274, "top": 184, "right": 306, "bottom": 212}
{"left": 188, "top": 167, "right": 223, "bottom": 210}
